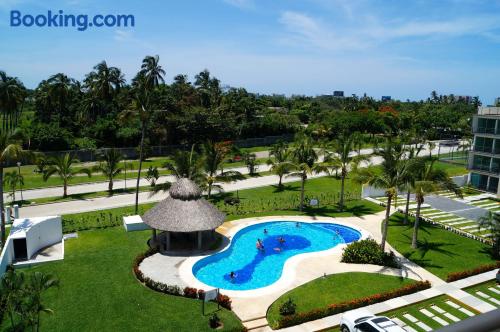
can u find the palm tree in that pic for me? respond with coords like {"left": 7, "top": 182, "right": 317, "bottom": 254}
{"left": 477, "top": 212, "right": 500, "bottom": 259}
{"left": 287, "top": 134, "right": 328, "bottom": 212}
{"left": 84, "top": 61, "right": 125, "bottom": 102}
{"left": 355, "top": 138, "right": 407, "bottom": 251}
{"left": 0, "top": 269, "right": 25, "bottom": 329}
{"left": 121, "top": 55, "right": 165, "bottom": 214}
{"left": 0, "top": 131, "right": 27, "bottom": 248}
{"left": 242, "top": 152, "right": 258, "bottom": 175}
{"left": 25, "top": 272, "right": 59, "bottom": 332}
{"left": 409, "top": 157, "right": 462, "bottom": 248}
{"left": 93, "top": 149, "right": 123, "bottom": 193}
{"left": 43, "top": 153, "right": 91, "bottom": 197}
{"left": 145, "top": 166, "right": 160, "bottom": 187}
{"left": 324, "top": 134, "right": 368, "bottom": 211}
{"left": 0, "top": 71, "right": 26, "bottom": 130}
{"left": 401, "top": 145, "right": 423, "bottom": 224}
{"left": 202, "top": 141, "right": 241, "bottom": 198}
{"left": 3, "top": 170, "right": 23, "bottom": 203}
{"left": 267, "top": 141, "right": 291, "bottom": 189}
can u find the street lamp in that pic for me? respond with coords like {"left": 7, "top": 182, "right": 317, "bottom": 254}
{"left": 17, "top": 161, "right": 23, "bottom": 202}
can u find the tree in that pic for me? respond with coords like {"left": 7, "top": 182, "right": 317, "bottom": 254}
{"left": 287, "top": 134, "right": 327, "bottom": 211}
{"left": 121, "top": 55, "right": 165, "bottom": 214}
{"left": 145, "top": 166, "right": 160, "bottom": 187}
{"left": 0, "top": 71, "right": 26, "bottom": 130}
{"left": 243, "top": 152, "right": 258, "bottom": 176}
{"left": 267, "top": 140, "right": 291, "bottom": 189}
{"left": 93, "top": 149, "right": 123, "bottom": 193}
{"left": 43, "top": 153, "right": 92, "bottom": 197}
{"left": 477, "top": 212, "right": 500, "bottom": 259}
{"left": 409, "top": 157, "right": 462, "bottom": 248}
{"left": 3, "top": 170, "right": 23, "bottom": 203}
{"left": 24, "top": 271, "right": 59, "bottom": 332}
{"left": 202, "top": 141, "right": 241, "bottom": 198}
{"left": 84, "top": 61, "right": 125, "bottom": 103}
{"left": 355, "top": 137, "right": 407, "bottom": 251}
{"left": 401, "top": 145, "right": 424, "bottom": 224}
{"left": 0, "top": 131, "right": 27, "bottom": 248}
{"left": 0, "top": 269, "right": 25, "bottom": 329}
{"left": 324, "top": 134, "right": 368, "bottom": 211}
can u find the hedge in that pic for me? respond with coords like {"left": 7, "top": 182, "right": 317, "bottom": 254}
{"left": 274, "top": 280, "right": 431, "bottom": 329}
{"left": 132, "top": 248, "right": 232, "bottom": 310}
{"left": 446, "top": 262, "right": 500, "bottom": 282}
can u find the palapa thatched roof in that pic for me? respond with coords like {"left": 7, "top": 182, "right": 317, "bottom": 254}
{"left": 142, "top": 178, "right": 225, "bottom": 232}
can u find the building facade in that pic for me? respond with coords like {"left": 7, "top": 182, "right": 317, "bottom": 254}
{"left": 468, "top": 106, "right": 500, "bottom": 195}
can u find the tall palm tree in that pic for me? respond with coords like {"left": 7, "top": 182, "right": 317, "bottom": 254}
{"left": 324, "top": 134, "right": 368, "bottom": 211}
{"left": 286, "top": 134, "right": 328, "bottom": 212}
{"left": 202, "top": 141, "right": 241, "bottom": 198}
{"left": 267, "top": 141, "right": 291, "bottom": 189}
{"left": 402, "top": 145, "right": 423, "bottom": 224}
{"left": 26, "top": 271, "right": 59, "bottom": 332}
{"left": 477, "top": 212, "right": 500, "bottom": 259}
{"left": 0, "top": 131, "right": 27, "bottom": 248}
{"left": 84, "top": 61, "right": 125, "bottom": 102}
{"left": 0, "top": 269, "right": 25, "bottom": 329}
{"left": 0, "top": 71, "right": 26, "bottom": 130}
{"left": 93, "top": 149, "right": 123, "bottom": 193}
{"left": 46, "top": 73, "right": 76, "bottom": 119}
{"left": 409, "top": 157, "right": 462, "bottom": 248}
{"left": 140, "top": 55, "right": 166, "bottom": 89}
{"left": 43, "top": 153, "right": 91, "bottom": 197}
{"left": 3, "top": 170, "right": 23, "bottom": 203}
{"left": 355, "top": 138, "right": 407, "bottom": 251}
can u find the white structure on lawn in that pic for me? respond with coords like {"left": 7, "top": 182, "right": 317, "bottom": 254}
{"left": 0, "top": 216, "right": 63, "bottom": 275}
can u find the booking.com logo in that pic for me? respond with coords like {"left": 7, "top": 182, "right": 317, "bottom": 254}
{"left": 10, "top": 10, "right": 135, "bottom": 31}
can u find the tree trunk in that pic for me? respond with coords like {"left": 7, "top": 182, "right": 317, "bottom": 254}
{"left": 380, "top": 194, "right": 392, "bottom": 252}
{"left": 299, "top": 174, "right": 306, "bottom": 212}
{"left": 63, "top": 180, "right": 68, "bottom": 198}
{"left": 412, "top": 198, "right": 422, "bottom": 249}
{"left": 403, "top": 190, "right": 411, "bottom": 224}
{"left": 278, "top": 174, "right": 283, "bottom": 188}
{"left": 0, "top": 166, "right": 4, "bottom": 248}
{"left": 208, "top": 183, "right": 212, "bottom": 199}
{"left": 135, "top": 122, "right": 146, "bottom": 214}
{"left": 340, "top": 174, "right": 345, "bottom": 211}
{"left": 109, "top": 178, "right": 113, "bottom": 194}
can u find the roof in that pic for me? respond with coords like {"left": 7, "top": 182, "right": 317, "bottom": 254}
{"left": 142, "top": 178, "right": 225, "bottom": 232}
{"left": 10, "top": 216, "right": 60, "bottom": 239}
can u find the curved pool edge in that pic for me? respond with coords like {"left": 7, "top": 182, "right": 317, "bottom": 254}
{"left": 178, "top": 215, "right": 371, "bottom": 298}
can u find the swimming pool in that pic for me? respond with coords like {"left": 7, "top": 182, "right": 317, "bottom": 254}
{"left": 192, "top": 221, "right": 361, "bottom": 290}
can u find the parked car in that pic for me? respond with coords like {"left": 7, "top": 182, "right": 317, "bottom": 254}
{"left": 340, "top": 309, "right": 406, "bottom": 332}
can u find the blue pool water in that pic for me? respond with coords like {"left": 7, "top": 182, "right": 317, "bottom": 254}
{"left": 193, "top": 221, "right": 361, "bottom": 290}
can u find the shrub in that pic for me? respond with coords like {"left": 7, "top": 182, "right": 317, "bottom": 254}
{"left": 209, "top": 313, "right": 221, "bottom": 329}
{"left": 275, "top": 280, "right": 431, "bottom": 329}
{"left": 279, "top": 298, "right": 297, "bottom": 316}
{"left": 446, "top": 262, "right": 500, "bottom": 282}
{"left": 341, "top": 239, "right": 399, "bottom": 268}
{"left": 184, "top": 287, "right": 198, "bottom": 299}
{"left": 217, "top": 294, "right": 232, "bottom": 310}
{"left": 197, "top": 289, "right": 206, "bottom": 300}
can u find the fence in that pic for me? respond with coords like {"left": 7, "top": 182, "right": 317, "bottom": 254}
{"left": 20, "top": 134, "right": 294, "bottom": 165}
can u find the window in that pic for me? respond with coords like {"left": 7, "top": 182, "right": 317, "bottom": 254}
{"left": 473, "top": 155, "right": 491, "bottom": 171}
{"left": 355, "top": 322, "right": 379, "bottom": 332}
{"left": 476, "top": 118, "right": 496, "bottom": 134}
{"left": 488, "top": 177, "right": 499, "bottom": 193}
{"left": 492, "top": 158, "right": 500, "bottom": 173}
{"left": 474, "top": 137, "right": 493, "bottom": 153}
{"left": 470, "top": 173, "right": 488, "bottom": 190}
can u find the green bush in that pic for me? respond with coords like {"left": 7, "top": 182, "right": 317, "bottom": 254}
{"left": 341, "top": 239, "right": 399, "bottom": 268}
{"left": 279, "top": 298, "right": 297, "bottom": 316}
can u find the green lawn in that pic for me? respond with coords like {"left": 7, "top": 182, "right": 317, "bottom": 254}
{"left": 267, "top": 272, "right": 415, "bottom": 328}
{"left": 387, "top": 213, "right": 496, "bottom": 280}
{"left": 434, "top": 161, "right": 468, "bottom": 176}
{"left": 61, "top": 176, "right": 383, "bottom": 232}
{"left": 2, "top": 228, "right": 243, "bottom": 332}
{"left": 464, "top": 280, "right": 500, "bottom": 308}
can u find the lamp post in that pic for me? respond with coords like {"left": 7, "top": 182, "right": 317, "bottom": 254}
{"left": 17, "top": 161, "right": 23, "bottom": 202}
{"left": 124, "top": 159, "right": 127, "bottom": 190}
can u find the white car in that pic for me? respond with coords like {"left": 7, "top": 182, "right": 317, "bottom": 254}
{"left": 340, "top": 309, "right": 406, "bottom": 332}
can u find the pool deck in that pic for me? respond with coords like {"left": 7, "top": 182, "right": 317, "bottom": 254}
{"left": 139, "top": 207, "right": 446, "bottom": 326}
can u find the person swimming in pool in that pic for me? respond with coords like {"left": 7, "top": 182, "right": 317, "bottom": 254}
{"left": 229, "top": 271, "right": 236, "bottom": 281}
{"left": 256, "top": 239, "right": 264, "bottom": 251}
{"left": 278, "top": 236, "right": 285, "bottom": 245}
{"left": 296, "top": 222, "right": 300, "bottom": 227}
{"left": 264, "top": 228, "right": 268, "bottom": 234}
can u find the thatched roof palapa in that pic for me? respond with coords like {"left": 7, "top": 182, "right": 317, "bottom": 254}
{"left": 142, "top": 178, "right": 225, "bottom": 232}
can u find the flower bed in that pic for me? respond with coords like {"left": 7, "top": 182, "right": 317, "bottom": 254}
{"left": 132, "top": 249, "right": 232, "bottom": 310}
{"left": 274, "top": 280, "right": 431, "bottom": 329}
{"left": 446, "top": 262, "right": 500, "bottom": 282}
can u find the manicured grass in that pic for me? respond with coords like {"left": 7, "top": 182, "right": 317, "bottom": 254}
{"left": 2, "top": 228, "right": 243, "bottom": 332}
{"left": 387, "top": 213, "right": 496, "bottom": 280}
{"left": 60, "top": 176, "right": 383, "bottom": 232}
{"left": 381, "top": 295, "right": 479, "bottom": 331}
{"left": 434, "top": 161, "right": 468, "bottom": 176}
{"left": 464, "top": 280, "right": 500, "bottom": 307}
{"left": 267, "top": 272, "right": 415, "bottom": 327}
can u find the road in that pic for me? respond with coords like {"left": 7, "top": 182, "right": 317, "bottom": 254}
{"left": 16, "top": 143, "right": 460, "bottom": 217}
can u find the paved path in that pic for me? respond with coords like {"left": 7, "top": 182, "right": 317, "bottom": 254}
{"left": 16, "top": 144, "right": 458, "bottom": 217}
{"left": 421, "top": 195, "right": 490, "bottom": 222}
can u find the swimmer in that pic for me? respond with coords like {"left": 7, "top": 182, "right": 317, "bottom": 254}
{"left": 296, "top": 222, "right": 300, "bottom": 227}
{"left": 278, "top": 237, "right": 286, "bottom": 245}
{"left": 273, "top": 247, "right": 282, "bottom": 252}
{"left": 264, "top": 228, "right": 268, "bottom": 234}
{"left": 229, "top": 271, "right": 236, "bottom": 280}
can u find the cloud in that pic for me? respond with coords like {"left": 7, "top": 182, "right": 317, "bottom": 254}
{"left": 278, "top": 10, "right": 500, "bottom": 51}
{"left": 222, "top": 0, "right": 254, "bottom": 9}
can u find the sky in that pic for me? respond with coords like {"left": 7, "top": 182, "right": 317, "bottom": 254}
{"left": 1, "top": 0, "right": 500, "bottom": 103}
